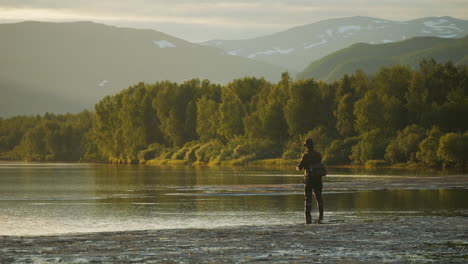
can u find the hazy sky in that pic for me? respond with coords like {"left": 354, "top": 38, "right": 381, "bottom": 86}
{"left": 1, "top": 0, "right": 467, "bottom": 42}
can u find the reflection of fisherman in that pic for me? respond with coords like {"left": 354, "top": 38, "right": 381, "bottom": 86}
{"left": 296, "top": 138, "right": 324, "bottom": 224}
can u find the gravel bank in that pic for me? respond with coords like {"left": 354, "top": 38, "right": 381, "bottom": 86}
{"left": 1, "top": 214, "right": 467, "bottom": 263}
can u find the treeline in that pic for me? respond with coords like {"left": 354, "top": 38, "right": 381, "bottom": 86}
{"left": 0, "top": 59, "right": 467, "bottom": 169}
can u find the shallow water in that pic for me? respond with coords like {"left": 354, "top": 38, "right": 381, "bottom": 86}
{"left": 0, "top": 162, "right": 466, "bottom": 236}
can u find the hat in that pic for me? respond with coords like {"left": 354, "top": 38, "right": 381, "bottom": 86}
{"left": 303, "top": 138, "right": 314, "bottom": 147}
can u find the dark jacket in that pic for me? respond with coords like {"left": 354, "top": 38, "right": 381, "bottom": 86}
{"left": 297, "top": 149, "right": 323, "bottom": 182}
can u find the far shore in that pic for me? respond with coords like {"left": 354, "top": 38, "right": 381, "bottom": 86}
{"left": 0, "top": 158, "right": 462, "bottom": 173}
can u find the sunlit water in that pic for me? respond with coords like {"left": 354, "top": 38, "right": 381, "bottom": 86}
{"left": 0, "top": 162, "right": 466, "bottom": 236}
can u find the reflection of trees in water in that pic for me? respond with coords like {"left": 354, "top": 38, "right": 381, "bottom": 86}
{"left": 90, "top": 165, "right": 467, "bottom": 218}
{"left": 91, "top": 165, "right": 302, "bottom": 215}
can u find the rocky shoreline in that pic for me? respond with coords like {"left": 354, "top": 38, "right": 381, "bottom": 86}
{"left": 1, "top": 214, "right": 467, "bottom": 263}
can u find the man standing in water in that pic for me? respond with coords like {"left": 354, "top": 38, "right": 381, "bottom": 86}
{"left": 296, "top": 138, "right": 324, "bottom": 224}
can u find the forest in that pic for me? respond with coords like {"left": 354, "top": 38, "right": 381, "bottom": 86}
{"left": 1, "top": 59, "right": 467, "bottom": 169}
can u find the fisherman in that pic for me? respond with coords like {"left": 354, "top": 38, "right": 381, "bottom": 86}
{"left": 296, "top": 138, "right": 324, "bottom": 224}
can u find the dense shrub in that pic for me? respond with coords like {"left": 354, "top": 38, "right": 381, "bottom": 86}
{"left": 351, "top": 129, "right": 391, "bottom": 165}
{"left": 195, "top": 140, "right": 224, "bottom": 163}
{"left": 416, "top": 126, "right": 443, "bottom": 167}
{"left": 385, "top": 124, "right": 425, "bottom": 164}
{"left": 437, "top": 132, "right": 468, "bottom": 168}
{"left": 138, "top": 143, "right": 167, "bottom": 162}
{"left": 323, "top": 137, "right": 359, "bottom": 164}
{"left": 231, "top": 138, "right": 281, "bottom": 160}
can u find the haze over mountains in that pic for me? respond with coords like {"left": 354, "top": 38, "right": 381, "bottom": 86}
{"left": 1, "top": 16, "right": 467, "bottom": 117}
{"left": 298, "top": 36, "right": 468, "bottom": 81}
{"left": 0, "top": 21, "right": 285, "bottom": 117}
{"left": 201, "top": 16, "right": 468, "bottom": 72}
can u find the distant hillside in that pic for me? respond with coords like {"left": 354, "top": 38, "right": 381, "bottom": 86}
{"left": 297, "top": 36, "right": 468, "bottom": 82}
{"left": 0, "top": 21, "right": 285, "bottom": 117}
{"left": 200, "top": 16, "right": 468, "bottom": 72}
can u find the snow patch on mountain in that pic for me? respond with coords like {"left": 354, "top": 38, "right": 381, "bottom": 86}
{"left": 373, "top": 19, "right": 390, "bottom": 24}
{"left": 439, "top": 34, "right": 458, "bottom": 38}
{"left": 98, "top": 80, "right": 108, "bottom": 87}
{"left": 304, "top": 39, "right": 328, "bottom": 49}
{"left": 423, "top": 19, "right": 462, "bottom": 32}
{"left": 376, "top": 26, "right": 390, "bottom": 30}
{"left": 227, "top": 49, "right": 242, "bottom": 56}
{"left": 382, "top": 40, "right": 394, "bottom": 43}
{"left": 248, "top": 48, "right": 295, "bottom": 58}
{"left": 337, "top": 25, "right": 361, "bottom": 33}
{"left": 153, "top": 40, "right": 176, "bottom": 48}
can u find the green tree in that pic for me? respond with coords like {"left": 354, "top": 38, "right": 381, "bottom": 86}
{"left": 437, "top": 85, "right": 468, "bottom": 132}
{"left": 334, "top": 93, "right": 356, "bottom": 137}
{"left": 244, "top": 84, "right": 288, "bottom": 143}
{"left": 0, "top": 116, "right": 39, "bottom": 154}
{"left": 284, "top": 79, "right": 323, "bottom": 136}
{"left": 153, "top": 80, "right": 198, "bottom": 146}
{"left": 218, "top": 85, "right": 246, "bottom": 139}
{"left": 196, "top": 97, "right": 220, "bottom": 141}
{"left": 373, "top": 65, "right": 411, "bottom": 100}
{"left": 406, "top": 59, "right": 461, "bottom": 127}
{"left": 353, "top": 90, "right": 383, "bottom": 133}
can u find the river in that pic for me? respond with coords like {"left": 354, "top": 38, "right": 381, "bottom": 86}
{"left": 0, "top": 162, "right": 466, "bottom": 236}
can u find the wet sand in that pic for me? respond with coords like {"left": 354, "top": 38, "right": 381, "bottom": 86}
{"left": 1, "top": 214, "right": 467, "bottom": 263}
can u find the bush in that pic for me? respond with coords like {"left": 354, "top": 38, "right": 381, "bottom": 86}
{"left": 221, "top": 137, "right": 281, "bottom": 162}
{"left": 137, "top": 143, "right": 167, "bottom": 162}
{"left": 282, "top": 136, "right": 303, "bottom": 160}
{"left": 171, "top": 142, "right": 198, "bottom": 160}
{"left": 184, "top": 144, "right": 202, "bottom": 162}
{"left": 323, "top": 137, "right": 359, "bottom": 165}
{"left": 416, "top": 126, "right": 443, "bottom": 167}
{"left": 195, "top": 140, "right": 224, "bottom": 163}
{"left": 158, "top": 150, "right": 175, "bottom": 159}
{"left": 384, "top": 124, "right": 425, "bottom": 164}
{"left": 437, "top": 132, "right": 468, "bottom": 168}
{"left": 232, "top": 139, "right": 280, "bottom": 159}
{"left": 351, "top": 129, "right": 391, "bottom": 165}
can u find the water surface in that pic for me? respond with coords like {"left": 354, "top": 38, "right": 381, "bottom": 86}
{"left": 0, "top": 162, "right": 466, "bottom": 236}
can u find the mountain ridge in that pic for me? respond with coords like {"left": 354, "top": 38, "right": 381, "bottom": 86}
{"left": 297, "top": 35, "right": 468, "bottom": 81}
{"left": 0, "top": 21, "right": 285, "bottom": 117}
{"left": 200, "top": 16, "right": 468, "bottom": 72}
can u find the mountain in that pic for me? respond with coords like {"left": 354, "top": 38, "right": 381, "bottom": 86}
{"left": 0, "top": 21, "right": 285, "bottom": 117}
{"left": 296, "top": 36, "right": 468, "bottom": 82}
{"left": 200, "top": 16, "right": 468, "bottom": 72}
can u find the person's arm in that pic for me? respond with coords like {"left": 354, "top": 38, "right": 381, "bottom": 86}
{"left": 296, "top": 154, "right": 306, "bottom": 171}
